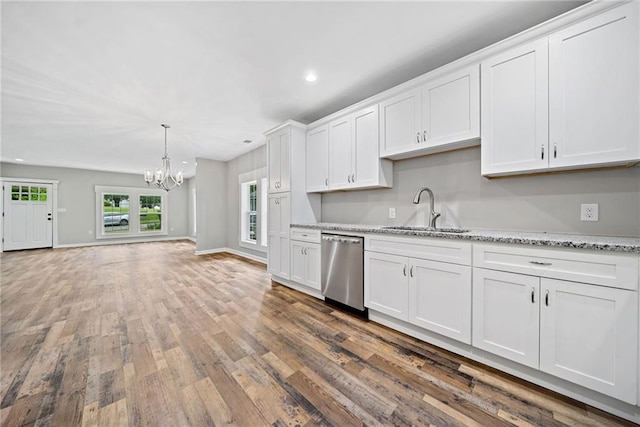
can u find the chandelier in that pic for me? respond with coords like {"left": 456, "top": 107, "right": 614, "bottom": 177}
{"left": 144, "top": 124, "right": 184, "bottom": 191}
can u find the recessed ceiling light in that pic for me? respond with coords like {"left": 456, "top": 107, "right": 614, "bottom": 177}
{"left": 15, "top": 158, "right": 24, "bottom": 162}
{"left": 181, "top": 161, "right": 188, "bottom": 164}
{"left": 305, "top": 72, "right": 317, "bottom": 83}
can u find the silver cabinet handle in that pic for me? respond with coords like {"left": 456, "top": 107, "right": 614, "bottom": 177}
{"left": 529, "top": 261, "right": 552, "bottom": 266}
{"left": 541, "top": 145, "right": 544, "bottom": 160}
{"left": 423, "top": 130, "right": 427, "bottom": 142}
{"left": 325, "top": 178, "right": 328, "bottom": 186}
{"left": 416, "top": 132, "right": 420, "bottom": 143}
{"left": 531, "top": 287, "right": 535, "bottom": 303}
{"left": 403, "top": 265, "right": 407, "bottom": 276}
{"left": 554, "top": 144, "right": 557, "bottom": 158}
{"left": 304, "top": 247, "right": 308, "bottom": 255}
{"left": 545, "top": 290, "right": 550, "bottom": 306}
{"left": 351, "top": 174, "right": 355, "bottom": 183}
{"left": 410, "top": 266, "right": 414, "bottom": 278}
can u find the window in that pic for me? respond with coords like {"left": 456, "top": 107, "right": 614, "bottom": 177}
{"left": 95, "top": 186, "right": 167, "bottom": 239}
{"left": 11, "top": 185, "right": 47, "bottom": 202}
{"left": 239, "top": 168, "right": 267, "bottom": 252}
{"left": 241, "top": 180, "right": 257, "bottom": 244}
{"left": 103, "top": 193, "right": 130, "bottom": 234}
{"left": 139, "top": 195, "right": 162, "bottom": 232}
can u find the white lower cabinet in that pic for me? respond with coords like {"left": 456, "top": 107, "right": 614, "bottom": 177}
{"left": 267, "top": 193, "right": 290, "bottom": 279}
{"left": 409, "top": 259, "right": 471, "bottom": 344}
{"left": 364, "top": 235, "right": 472, "bottom": 344}
{"left": 540, "top": 278, "right": 637, "bottom": 404}
{"left": 365, "top": 252, "right": 409, "bottom": 321}
{"left": 472, "top": 268, "right": 541, "bottom": 368}
{"left": 290, "top": 241, "right": 321, "bottom": 291}
{"left": 473, "top": 267, "right": 638, "bottom": 404}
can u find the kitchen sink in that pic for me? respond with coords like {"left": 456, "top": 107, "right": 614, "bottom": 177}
{"left": 381, "top": 226, "right": 469, "bottom": 233}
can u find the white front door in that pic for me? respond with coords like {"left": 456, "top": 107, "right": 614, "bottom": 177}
{"left": 3, "top": 182, "right": 53, "bottom": 251}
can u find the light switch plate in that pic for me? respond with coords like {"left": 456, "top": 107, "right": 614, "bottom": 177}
{"left": 388, "top": 207, "right": 396, "bottom": 219}
{"left": 580, "top": 203, "right": 599, "bottom": 221}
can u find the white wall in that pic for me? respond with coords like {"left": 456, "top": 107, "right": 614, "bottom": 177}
{"left": 321, "top": 147, "right": 640, "bottom": 237}
{"left": 0, "top": 162, "right": 189, "bottom": 245}
{"left": 225, "top": 145, "right": 267, "bottom": 261}
{"left": 195, "top": 158, "right": 227, "bottom": 252}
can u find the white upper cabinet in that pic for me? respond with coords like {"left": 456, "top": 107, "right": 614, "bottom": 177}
{"left": 379, "top": 88, "right": 422, "bottom": 156}
{"left": 380, "top": 64, "right": 480, "bottom": 160}
{"left": 481, "top": 39, "right": 549, "bottom": 176}
{"left": 267, "top": 129, "right": 290, "bottom": 193}
{"left": 327, "top": 104, "right": 392, "bottom": 192}
{"left": 549, "top": 2, "right": 639, "bottom": 169}
{"left": 421, "top": 65, "right": 480, "bottom": 148}
{"left": 482, "top": 2, "right": 639, "bottom": 177}
{"left": 328, "top": 116, "right": 352, "bottom": 189}
{"left": 305, "top": 125, "right": 329, "bottom": 192}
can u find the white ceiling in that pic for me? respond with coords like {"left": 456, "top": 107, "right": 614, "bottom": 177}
{"left": 1, "top": 1, "right": 586, "bottom": 178}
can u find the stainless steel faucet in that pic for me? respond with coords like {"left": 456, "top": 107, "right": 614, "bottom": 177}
{"left": 413, "top": 187, "right": 441, "bottom": 228}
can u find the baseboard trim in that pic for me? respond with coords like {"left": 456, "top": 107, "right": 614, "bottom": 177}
{"left": 195, "top": 247, "right": 267, "bottom": 265}
{"left": 54, "top": 236, "right": 192, "bottom": 249}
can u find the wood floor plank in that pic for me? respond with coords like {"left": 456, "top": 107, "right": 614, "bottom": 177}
{"left": 1, "top": 241, "right": 634, "bottom": 427}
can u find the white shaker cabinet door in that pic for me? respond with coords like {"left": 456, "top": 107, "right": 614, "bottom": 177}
{"left": 472, "top": 268, "right": 540, "bottom": 369}
{"left": 352, "top": 105, "right": 380, "bottom": 188}
{"left": 481, "top": 39, "right": 549, "bottom": 176}
{"left": 408, "top": 259, "right": 472, "bottom": 344}
{"left": 549, "top": 2, "right": 639, "bottom": 169}
{"left": 290, "top": 241, "right": 306, "bottom": 285}
{"left": 540, "top": 278, "right": 638, "bottom": 404}
{"left": 364, "top": 251, "right": 409, "bottom": 321}
{"left": 379, "top": 88, "right": 421, "bottom": 157}
{"left": 306, "top": 125, "right": 329, "bottom": 192}
{"left": 422, "top": 64, "right": 479, "bottom": 148}
{"left": 305, "top": 243, "right": 321, "bottom": 291}
{"left": 328, "top": 116, "right": 352, "bottom": 190}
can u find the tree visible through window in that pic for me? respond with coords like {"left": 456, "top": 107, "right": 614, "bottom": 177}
{"left": 140, "top": 195, "right": 162, "bottom": 232}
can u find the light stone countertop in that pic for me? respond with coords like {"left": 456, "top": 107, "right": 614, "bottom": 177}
{"left": 290, "top": 223, "right": 640, "bottom": 253}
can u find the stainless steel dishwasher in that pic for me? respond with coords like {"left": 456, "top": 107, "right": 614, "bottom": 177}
{"left": 321, "top": 233, "right": 366, "bottom": 315}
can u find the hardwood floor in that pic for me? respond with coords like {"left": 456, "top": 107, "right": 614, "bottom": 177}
{"left": 0, "top": 240, "right": 634, "bottom": 426}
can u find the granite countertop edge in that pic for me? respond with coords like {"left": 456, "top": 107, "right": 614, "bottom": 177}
{"left": 290, "top": 223, "right": 640, "bottom": 253}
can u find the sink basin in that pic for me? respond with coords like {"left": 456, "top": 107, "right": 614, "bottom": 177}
{"left": 382, "top": 226, "right": 469, "bottom": 233}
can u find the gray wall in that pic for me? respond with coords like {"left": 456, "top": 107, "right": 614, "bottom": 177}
{"left": 225, "top": 145, "right": 267, "bottom": 260}
{"left": 195, "top": 158, "right": 227, "bottom": 252}
{"left": 0, "top": 162, "right": 189, "bottom": 245}
{"left": 187, "top": 177, "right": 196, "bottom": 239}
{"left": 322, "top": 147, "right": 640, "bottom": 237}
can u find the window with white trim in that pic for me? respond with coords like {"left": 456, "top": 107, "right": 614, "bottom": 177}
{"left": 239, "top": 168, "right": 267, "bottom": 252}
{"left": 95, "top": 186, "right": 167, "bottom": 239}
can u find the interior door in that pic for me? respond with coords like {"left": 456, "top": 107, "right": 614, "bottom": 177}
{"left": 3, "top": 182, "right": 53, "bottom": 251}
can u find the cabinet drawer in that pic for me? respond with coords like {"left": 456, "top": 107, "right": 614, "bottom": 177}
{"left": 473, "top": 243, "right": 639, "bottom": 290}
{"left": 290, "top": 228, "right": 321, "bottom": 243}
{"left": 366, "top": 234, "right": 471, "bottom": 266}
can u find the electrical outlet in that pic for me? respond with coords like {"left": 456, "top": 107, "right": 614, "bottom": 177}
{"left": 388, "top": 207, "right": 396, "bottom": 219}
{"left": 580, "top": 203, "right": 599, "bottom": 221}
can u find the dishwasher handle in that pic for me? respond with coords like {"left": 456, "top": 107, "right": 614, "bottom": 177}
{"left": 322, "top": 235, "right": 362, "bottom": 245}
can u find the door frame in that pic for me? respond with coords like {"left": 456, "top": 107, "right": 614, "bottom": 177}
{"left": 1, "top": 177, "right": 59, "bottom": 252}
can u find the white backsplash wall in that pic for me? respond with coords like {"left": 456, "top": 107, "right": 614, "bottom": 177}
{"left": 321, "top": 147, "right": 640, "bottom": 237}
